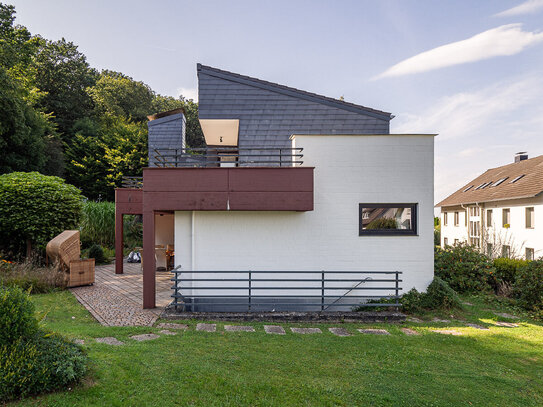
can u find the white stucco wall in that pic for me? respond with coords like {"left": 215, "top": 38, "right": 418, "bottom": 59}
{"left": 440, "top": 196, "right": 543, "bottom": 259}
{"left": 174, "top": 134, "right": 435, "bottom": 305}
{"left": 441, "top": 209, "right": 469, "bottom": 246}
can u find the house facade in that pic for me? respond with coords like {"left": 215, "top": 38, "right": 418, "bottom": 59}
{"left": 115, "top": 64, "right": 435, "bottom": 310}
{"left": 437, "top": 153, "right": 543, "bottom": 260}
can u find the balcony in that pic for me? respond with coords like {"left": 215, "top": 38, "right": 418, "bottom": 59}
{"left": 117, "top": 146, "right": 314, "bottom": 212}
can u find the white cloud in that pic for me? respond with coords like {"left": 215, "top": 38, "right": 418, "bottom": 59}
{"left": 392, "top": 75, "right": 543, "bottom": 206}
{"left": 495, "top": 0, "right": 543, "bottom": 17}
{"left": 374, "top": 24, "right": 543, "bottom": 79}
{"left": 176, "top": 87, "right": 198, "bottom": 102}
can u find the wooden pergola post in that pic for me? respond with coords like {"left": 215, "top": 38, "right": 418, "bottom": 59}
{"left": 142, "top": 210, "right": 156, "bottom": 309}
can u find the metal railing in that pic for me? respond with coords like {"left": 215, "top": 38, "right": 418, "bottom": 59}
{"left": 153, "top": 147, "right": 304, "bottom": 168}
{"left": 170, "top": 269, "right": 402, "bottom": 312}
{"left": 121, "top": 176, "right": 143, "bottom": 189}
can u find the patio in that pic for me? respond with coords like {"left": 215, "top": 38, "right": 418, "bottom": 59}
{"left": 69, "top": 261, "right": 172, "bottom": 326}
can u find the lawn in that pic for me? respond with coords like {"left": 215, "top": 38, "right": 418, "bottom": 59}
{"left": 10, "top": 291, "right": 543, "bottom": 407}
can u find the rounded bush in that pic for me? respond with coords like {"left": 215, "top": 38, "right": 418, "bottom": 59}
{"left": 0, "top": 286, "right": 38, "bottom": 346}
{"left": 88, "top": 243, "right": 106, "bottom": 264}
{"left": 513, "top": 260, "right": 543, "bottom": 311}
{"left": 492, "top": 258, "right": 528, "bottom": 287}
{"left": 0, "top": 172, "right": 83, "bottom": 256}
{"left": 0, "top": 333, "right": 87, "bottom": 402}
{"left": 421, "top": 277, "right": 462, "bottom": 310}
{"left": 434, "top": 243, "right": 494, "bottom": 293}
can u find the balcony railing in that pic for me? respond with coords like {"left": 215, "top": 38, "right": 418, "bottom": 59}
{"left": 153, "top": 147, "right": 303, "bottom": 168}
{"left": 121, "top": 176, "right": 143, "bottom": 189}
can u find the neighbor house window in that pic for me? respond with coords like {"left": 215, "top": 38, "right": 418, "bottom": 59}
{"left": 443, "top": 212, "right": 448, "bottom": 226}
{"left": 502, "top": 208, "right": 510, "bottom": 227}
{"left": 487, "top": 243, "right": 493, "bottom": 257}
{"left": 454, "top": 239, "right": 459, "bottom": 245}
{"left": 443, "top": 237, "right": 448, "bottom": 246}
{"left": 526, "top": 248, "right": 535, "bottom": 261}
{"left": 502, "top": 245, "right": 511, "bottom": 258}
{"left": 526, "top": 207, "right": 534, "bottom": 229}
{"left": 486, "top": 209, "right": 493, "bottom": 227}
{"left": 359, "top": 204, "right": 417, "bottom": 235}
{"left": 454, "top": 212, "right": 459, "bottom": 226}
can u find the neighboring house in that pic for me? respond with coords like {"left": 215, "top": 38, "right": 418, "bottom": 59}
{"left": 115, "top": 64, "right": 435, "bottom": 310}
{"left": 436, "top": 153, "right": 543, "bottom": 260}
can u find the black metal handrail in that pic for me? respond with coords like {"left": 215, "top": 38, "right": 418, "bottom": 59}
{"left": 170, "top": 269, "right": 402, "bottom": 312}
{"left": 121, "top": 176, "right": 143, "bottom": 189}
{"left": 153, "top": 147, "right": 304, "bottom": 168}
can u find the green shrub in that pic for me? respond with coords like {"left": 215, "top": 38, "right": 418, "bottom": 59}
{"left": 513, "top": 260, "right": 543, "bottom": 311}
{"left": 492, "top": 258, "right": 528, "bottom": 288}
{"left": 421, "top": 277, "right": 462, "bottom": 310}
{"left": 366, "top": 217, "right": 397, "bottom": 229}
{"left": 398, "top": 288, "right": 424, "bottom": 313}
{"left": 0, "top": 259, "right": 65, "bottom": 293}
{"left": 88, "top": 244, "right": 107, "bottom": 264}
{"left": 434, "top": 243, "right": 494, "bottom": 293}
{"left": 0, "top": 172, "right": 83, "bottom": 257}
{"left": 123, "top": 214, "right": 143, "bottom": 250}
{"left": 0, "top": 286, "right": 38, "bottom": 346}
{"left": 0, "top": 333, "right": 87, "bottom": 402}
{"left": 80, "top": 201, "right": 115, "bottom": 248}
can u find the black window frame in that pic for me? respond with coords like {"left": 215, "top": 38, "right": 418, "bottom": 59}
{"left": 359, "top": 203, "right": 418, "bottom": 236}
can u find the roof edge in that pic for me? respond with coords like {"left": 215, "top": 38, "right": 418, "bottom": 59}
{"left": 197, "top": 63, "right": 393, "bottom": 121}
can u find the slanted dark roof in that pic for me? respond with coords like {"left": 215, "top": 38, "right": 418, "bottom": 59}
{"left": 197, "top": 64, "right": 392, "bottom": 121}
{"left": 436, "top": 154, "right": 543, "bottom": 207}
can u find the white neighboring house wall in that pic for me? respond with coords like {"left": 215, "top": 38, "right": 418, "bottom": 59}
{"left": 174, "top": 134, "right": 435, "bottom": 309}
{"left": 440, "top": 196, "right": 543, "bottom": 259}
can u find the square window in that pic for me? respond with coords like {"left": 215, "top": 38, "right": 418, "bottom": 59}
{"left": 486, "top": 209, "right": 493, "bottom": 227}
{"left": 359, "top": 204, "right": 417, "bottom": 236}
{"left": 502, "top": 245, "right": 511, "bottom": 258}
{"left": 454, "top": 212, "right": 459, "bottom": 226}
{"left": 443, "top": 237, "right": 448, "bottom": 246}
{"left": 526, "top": 207, "right": 534, "bottom": 229}
{"left": 487, "top": 243, "right": 493, "bottom": 257}
{"left": 443, "top": 212, "right": 448, "bottom": 226}
{"left": 526, "top": 248, "right": 535, "bottom": 261}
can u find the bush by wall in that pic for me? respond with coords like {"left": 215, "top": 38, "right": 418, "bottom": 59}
{"left": 513, "top": 260, "right": 543, "bottom": 311}
{"left": 0, "top": 286, "right": 87, "bottom": 402}
{"left": 0, "top": 172, "right": 83, "bottom": 257}
{"left": 434, "top": 243, "right": 494, "bottom": 293}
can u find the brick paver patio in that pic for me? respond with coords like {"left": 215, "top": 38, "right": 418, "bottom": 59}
{"left": 69, "top": 261, "right": 172, "bottom": 326}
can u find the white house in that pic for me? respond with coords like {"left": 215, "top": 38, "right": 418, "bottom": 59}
{"left": 115, "top": 64, "right": 436, "bottom": 310}
{"left": 437, "top": 152, "right": 543, "bottom": 260}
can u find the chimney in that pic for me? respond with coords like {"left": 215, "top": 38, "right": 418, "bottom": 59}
{"left": 147, "top": 108, "right": 186, "bottom": 167}
{"left": 514, "top": 152, "right": 528, "bottom": 163}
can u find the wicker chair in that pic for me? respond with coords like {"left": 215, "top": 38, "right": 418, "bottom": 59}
{"left": 46, "top": 230, "right": 95, "bottom": 287}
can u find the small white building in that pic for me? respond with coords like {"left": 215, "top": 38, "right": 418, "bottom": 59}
{"left": 115, "top": 64, "right": 436, "bottom": 310}
{"left": 437, "top": 153, "right": 543, "bottom": 260}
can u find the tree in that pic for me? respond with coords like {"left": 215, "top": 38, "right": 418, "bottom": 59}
{"left": 88, "top": 70, "right": 154, "bottom": 122}
{"left": 0, "top": 172, "right": 83, "bottom": 257}
{"left": 182, "top": 98, "right": 205, "bottom": 148}
{"left": 33, "top": 37, "right": 98, "bottom": 139}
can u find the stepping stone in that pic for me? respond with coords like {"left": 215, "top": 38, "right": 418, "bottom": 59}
{"left": 96, "top": 337, "right": 124, "bottom": 346}
{"left": 493, "top": 321, "right": 519, "bottom": 328}
{"left": 291, "top": 327, "right": 322, "bottom": 334}
{"left": 329, "top": 327, "right": 351, "bottom": 337}
{"left": 462, "top": 301, "right": 473, "bottom": 306}
{"left": 494, "top": 312, "right": 519, "bottom": 319}
{"left": 407, "top": 317, "right": 423, "bottom": 323}
{"left": 159, "top": 329, "right": 177, "bottom": 335}
{"left": 431, "top": 329, "right": 462, "bottom": 336}
{"left": 264, "top": 325, "right": 286, "bottom": 335}
{"left": 358, "top": 329, "right": 390, "bottom": 335}
{"left": 196, "top": 323, "right": 216, "bottom": 332}
{"left": 224, "top": 325, "right": 255, "bottom": 332}
{"left": 73, "top": 339, "right": 85, "bottom": 345}
{"left": 432, "top": 318, "right": 451, "bottom": 323}
{"left": 130, "top": 333, "right": 160, "bottom": 341}
{"left": 157, "top": 323, "right": 189, "bottom": 330}
{"left": 466, "top": 323, "right": 489, "bottom": 330}
{"left": 401, "top": 328, "right": 420, "bottom": 336}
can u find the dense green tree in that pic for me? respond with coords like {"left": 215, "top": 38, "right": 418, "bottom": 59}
{"left": 182, "top": 98, "right": 205, "bottom": 148}
{"left": 33, "top": 37, "right": 98, "bottom": 139}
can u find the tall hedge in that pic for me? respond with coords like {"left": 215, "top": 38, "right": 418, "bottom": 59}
{"left": 0, "top": 172, "right": 83, "bottom": 256}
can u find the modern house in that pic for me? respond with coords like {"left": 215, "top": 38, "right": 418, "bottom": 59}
{"left": 436, "top": 153, "right": 543, "bottom": 260}
{"left": 115, "top": 64, "right": 435, "bottom": 310}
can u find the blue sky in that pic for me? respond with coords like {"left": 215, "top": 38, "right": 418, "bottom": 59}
{"left": 10, "top": 0, "right": 543, "bottom": 205}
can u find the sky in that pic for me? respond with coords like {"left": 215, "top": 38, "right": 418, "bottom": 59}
{"left": 9, "top": 0, "right": 543, "bottom": 206}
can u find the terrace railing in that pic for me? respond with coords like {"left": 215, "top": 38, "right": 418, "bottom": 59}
{"left": 170, "top": 269, "right": 402, "bottom": 312}
{"left": 121, "top": 176, "right": 143, "bottom": 189}
{"left": 153, "top": 147, "right": 303, "bottom": 168}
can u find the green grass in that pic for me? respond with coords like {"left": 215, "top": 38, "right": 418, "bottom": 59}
{"left": 10, "top": 291, "right": 543, "bottom": 406}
